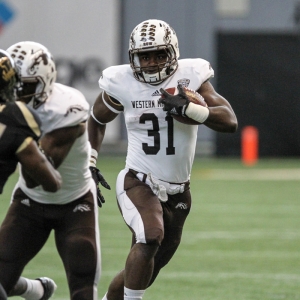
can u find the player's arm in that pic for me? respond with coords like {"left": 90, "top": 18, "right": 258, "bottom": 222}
{"left": 198, "top": 81, "right": 238, "bottom": 133}
{"left": 40, "top": 122, "right": 86, "bottom": 168}
{"left": 17, "top": 139, "right": 62, "bottom": 192}
{"left": 88, "top": 91, "right": 119, "bottom": 152}
{"left": 88, "top": 91, "right": 119, "bottom": 207}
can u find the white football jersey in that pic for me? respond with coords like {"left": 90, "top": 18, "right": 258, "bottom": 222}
{"left": 99, "top": 58, "right": 214, "bottom": 183}
{"left": 17, "top": 83, "right": 92, "bottom": 204}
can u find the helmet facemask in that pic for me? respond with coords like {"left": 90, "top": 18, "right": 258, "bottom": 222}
{"left": 130, "top": 45, "right": 178, "bottom": 85}
{"left": 17, "top": 77, "right": 46, "bottom": 109}
{"left": 129, "top": 19, "right": 180, "bottom": 85}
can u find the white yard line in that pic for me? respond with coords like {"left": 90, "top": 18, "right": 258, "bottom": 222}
{"left": 194, "top": 169, "right": 300, "bottom": 180}
{"left": 100, "top": 270, "right": 300, "bottom": 281}
{"left": 159, "top": 271, "right": 300, "bottom": 281}
{"left": 183, "top": 230, "right": 300, "bottom": 240}
{"left": 178, "top": 249, "right": 300, "bottom": 259}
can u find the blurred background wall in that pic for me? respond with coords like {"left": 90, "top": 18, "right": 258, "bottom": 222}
{"left": 0, "top": 0, "right": 121, "bottom": 142}
{"left": 1, "top": 0, "right": 299, "bottom": 157}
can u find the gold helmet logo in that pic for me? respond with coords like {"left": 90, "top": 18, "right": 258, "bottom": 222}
{"left": 0, "top": 57, "right": 15, "bottom": 83}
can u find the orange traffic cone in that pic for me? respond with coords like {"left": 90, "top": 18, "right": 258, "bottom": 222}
{"left": 241, "top": 126, "right": 259, "bottom": 166}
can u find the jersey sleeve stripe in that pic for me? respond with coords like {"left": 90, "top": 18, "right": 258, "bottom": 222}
{"left": 15, "top": 102, "right": 41, "bottom": 137}
{"left": 90, "top": 105, "right": 106, "bottom": 125}
{"left": 16, "top": 136, "right": 33, "bottom": 154}
{"left": 0, "top": 123, "right": 7, "bottom": 138}
{"left": 102, "top": 92, "right": 122, "bottom": 114}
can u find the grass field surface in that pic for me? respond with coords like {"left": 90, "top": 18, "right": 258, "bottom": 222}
{"left": 1, "top": 157, "right": 300, "bottom": 300}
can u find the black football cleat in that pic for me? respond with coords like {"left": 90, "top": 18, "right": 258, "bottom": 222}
{"left": 36, "top": 277, "right": 57, "bottom": 300}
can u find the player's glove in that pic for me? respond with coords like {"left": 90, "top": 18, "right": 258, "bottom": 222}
{"left": 89, "top": 166, "right": 111, "bottom": 207}
{"left": 158, "top": 84, "right": 190, "bottom": 116}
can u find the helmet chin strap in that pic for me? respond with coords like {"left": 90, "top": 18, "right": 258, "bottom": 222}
{"left": 16, "top": 92, "right": 45, "bottom": 108}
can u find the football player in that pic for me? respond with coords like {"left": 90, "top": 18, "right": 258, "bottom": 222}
{"left": 0, "top": 49, "right": 62, "bottom": 300}
{"left": 88, "top": 19, "right": 238, "bottom": 300}
{"left": 0, "top": 49, "right": 62, "bottom": 194}
{"left": 0, "top": 42, "right": 109, "bottom": 300}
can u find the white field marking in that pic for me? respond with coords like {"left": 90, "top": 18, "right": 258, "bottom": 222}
{"left": 101, "top": 246, "right": 300, "bottom": 259}
{"left": 193, "top": 169, "right": 300, "bottom": 180}
{"left": 183, "top": 230, "right": 300, "bottom": 240}
{"left": 100, "top": 271, "right": 300, "bottom": 281}
{"left": 158, "top": 271, "right": 300, "bottom": 281}
{"left": 177, "top": 249, "right": 300, "bottom": 259}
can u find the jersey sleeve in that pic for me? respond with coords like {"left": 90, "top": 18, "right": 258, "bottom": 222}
{"left": 40, "top": 88, "right": 90, "bottom": 134}
{"left": 15, "top": 101, "right": 42, "bottom": 141}
{"left": 99, "top": 67, "right": 120, "bottom": 100}
{"left": 99, "top": 65, "right": 130, "bottom": 110}
{"left": 0, "top": 102, "right": 42, "bottom": 190}
{"left": 194, "top": 58, "right": 214, "bottom": 83}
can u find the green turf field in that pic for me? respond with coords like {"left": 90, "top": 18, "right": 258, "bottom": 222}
{"left": 1, "top": 157, "right": 300, "bottom": 300}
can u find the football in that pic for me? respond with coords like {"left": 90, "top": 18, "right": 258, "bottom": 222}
{"left": 162, "top": 87, "right": 207, "bottom": 125}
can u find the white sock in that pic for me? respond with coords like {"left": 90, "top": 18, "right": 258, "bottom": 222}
{"left": 20, "top": 278, "right": 44, "bottom": 300}
{"left": 101, "top": 292, "right": 108, "bottom": 300}
{"left": 124, "top": 287, "right": 145, "bottom": 300}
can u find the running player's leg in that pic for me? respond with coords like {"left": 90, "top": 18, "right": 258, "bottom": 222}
{"left": 0, "top": 188, "right": 51, "bottom": 294}
{"left": 149, "top": 190, "right": 191, "bottom": 286}
{"left": 55, "top": 184, "right": 100, "bottom": 300}
{"left": 105, "top": 169, "right": 164, "bottom": 300}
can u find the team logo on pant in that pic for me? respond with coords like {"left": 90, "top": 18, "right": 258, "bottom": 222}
{"left": 73, "top": 204, "right": 91, "bottom": 212}
{"left": 175, "top": 202, "right": 188, "bottom": 209}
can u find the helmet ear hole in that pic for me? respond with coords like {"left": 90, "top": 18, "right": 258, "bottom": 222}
{"left": 128, "top": 19, "right": 179, "bottom": 85}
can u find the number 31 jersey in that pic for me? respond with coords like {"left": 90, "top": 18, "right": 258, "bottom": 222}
{"left": 99, "top": 58, "right": 214, "bottom": 183}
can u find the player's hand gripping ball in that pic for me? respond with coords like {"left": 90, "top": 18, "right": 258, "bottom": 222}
{"left": 159, "top": 85, "right": 207, "bottom": 125}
